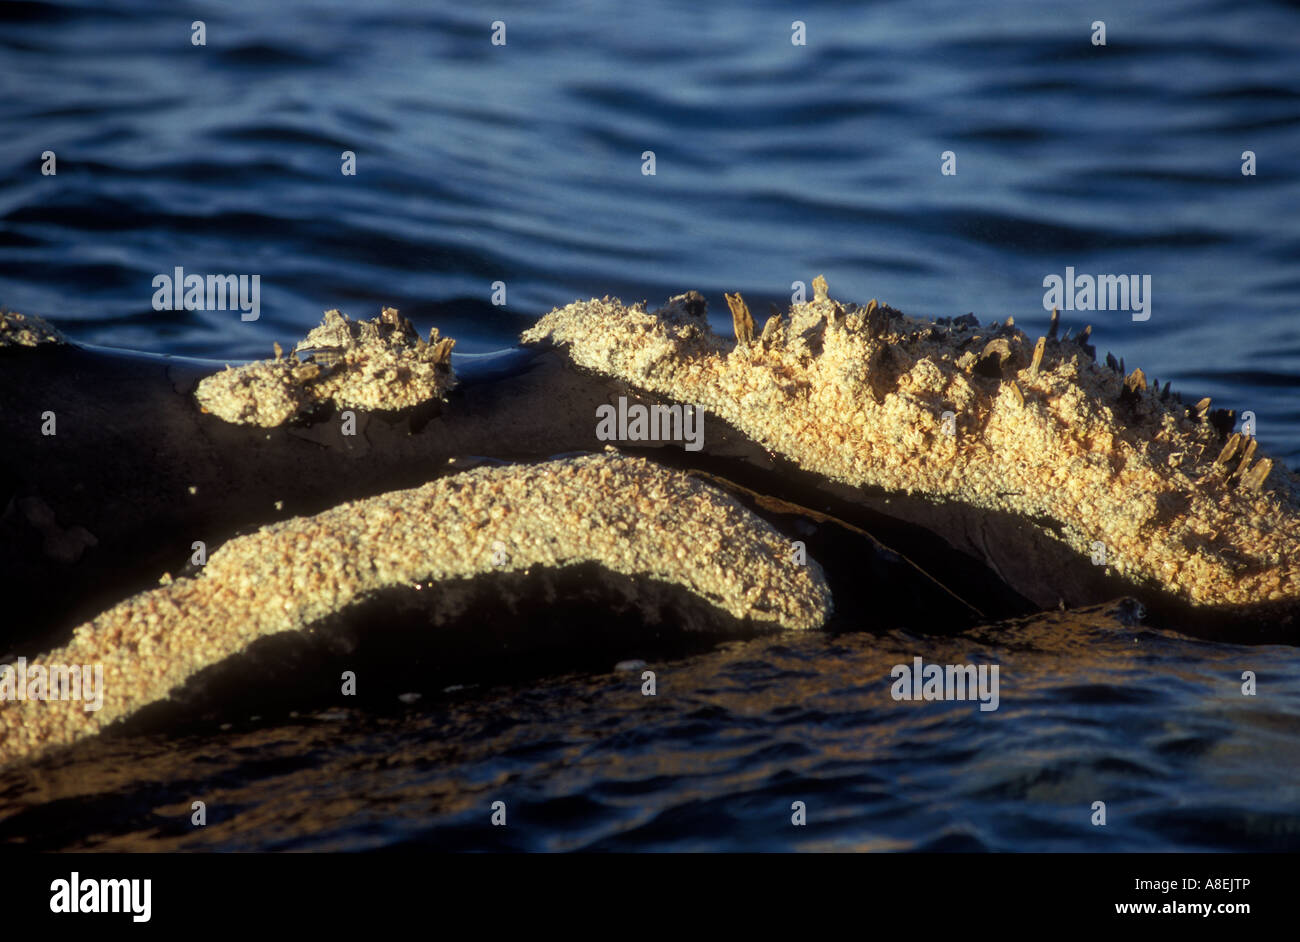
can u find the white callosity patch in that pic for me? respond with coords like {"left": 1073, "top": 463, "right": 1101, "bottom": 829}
{"left": 0, "top": 454, "right": 831, "bottom": 766}
{"left": 522, "top": 286, "right": 1300, "bottom": 610}
{"left": 195, "top": 307, "right": 456, "bottom": 426}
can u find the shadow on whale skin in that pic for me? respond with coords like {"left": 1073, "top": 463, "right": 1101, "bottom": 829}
{"left": 117, "top": 564, "right": 772, "bottom": 737}
{"left": 0, "top": 337, "right": 618, "bottom": 651}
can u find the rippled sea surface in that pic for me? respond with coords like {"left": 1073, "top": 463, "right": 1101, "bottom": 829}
{"left": 3, "top": 606, "right": 1300, "bottom": 852}
{"left": 1, "top": 0, "right": 1299, "bottom": 851}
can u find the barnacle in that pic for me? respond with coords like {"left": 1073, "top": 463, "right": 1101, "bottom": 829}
{"left": 522, "top": 277, "right": 1299, "bottom": 611}
{"left": 195, "top": 307, "right": 457, "bottom": 426}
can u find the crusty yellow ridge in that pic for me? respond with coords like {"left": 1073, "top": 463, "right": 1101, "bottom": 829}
{"left": 0, "top": 454, "right": 830, "bottom": 765}
{"left": 522, "top": 286, "right": 1300, "bottom": 609}
{"left": 195, "top": 307, "right": 456, "bottom": 426}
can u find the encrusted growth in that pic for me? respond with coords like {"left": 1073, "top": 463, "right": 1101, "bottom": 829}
{"left": 522, "top": 280, "right": 1300, "bottom": 610}
{"left": 0, "top": 454, "right": 830, "bottom": 765}
{"left": 195, "top": 307, "right": 456, "bottom": 426}
{"left": 0, "top": 310, "right": 66, "bottom": 348}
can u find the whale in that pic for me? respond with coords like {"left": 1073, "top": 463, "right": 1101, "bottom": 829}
{"left": 2, "top": 285, "right": 1297, "bottom": 663}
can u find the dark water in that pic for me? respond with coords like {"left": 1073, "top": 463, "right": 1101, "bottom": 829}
{"left": 3, "top": 605, "right": 1299, "bottom": 852}
{"left": 2, "top": 0, "right": 1299, "bottom": 851}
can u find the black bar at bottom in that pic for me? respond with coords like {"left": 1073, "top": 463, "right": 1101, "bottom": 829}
{"left": 6, "top": 853, "right": 1287, "bottom": 929}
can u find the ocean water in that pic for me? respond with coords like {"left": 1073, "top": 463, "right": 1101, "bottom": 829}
{"left": 3, "top": 605, "right": 1300, "bottom": 852}
{"left": 1, "top": 0, "right": 1299, "bottom": 851}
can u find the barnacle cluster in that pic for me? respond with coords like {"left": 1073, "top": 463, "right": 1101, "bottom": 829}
{"left": 523, "top": 280, "right": 1300, "bottom": 609}
{"left": 195, "top": 307, "right": 456, "bottom": 426}
{"left": 0, "top": 455, "right": 830, "bottom": 765}
{"left": 0, "top": 310, "right": 66, "bottom": 348}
